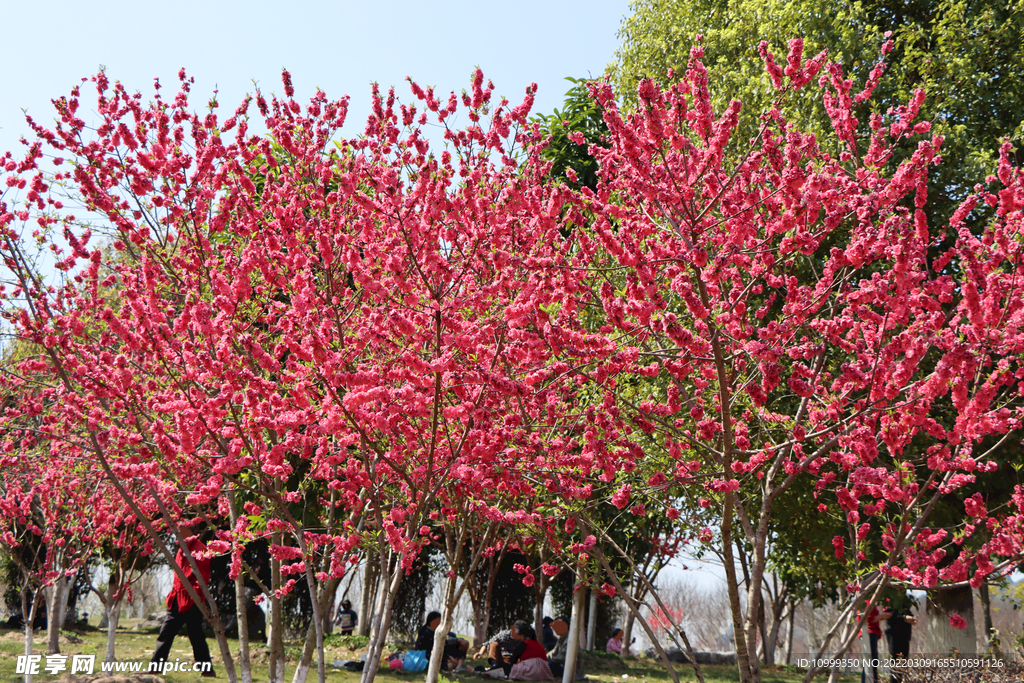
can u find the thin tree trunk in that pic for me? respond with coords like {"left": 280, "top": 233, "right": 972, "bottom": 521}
{"left": 23, "top": 587, "right": 40, "bottom": 683}
{"left": 622, "top": 610, "right": 635, "bottom": 657}
{"left": 289, "top": 573, "right": 339, "bottom": 683}
{"left": 534, "top": 589, "right": 545, "bottom": 648}
{"left": 104, "top": 596, "right": 122, "bottom": 664}
{"left": 305, "top": 568, "right": 326, "bottom": 683}
{"left": 785, "top": 599, "right": 796, "bottom": 665}
{"left": 589, "top": 526, "right": 701, "bottom": 682}
{"left": 979, "top": 581, "right": 999, "bottom": 656}
{"left": 425, "top": 520, "right": 494, "bottom": 683}
{"left": 426, "top": 568, "right": 461, "bottom": 683}
{"left": 359, "top": 550, "right": 405, "bottom": 683}
{"left": 586, "top": 589, "right": 598, "bottom": 651}
{"left": 291, "top": 616, "right": 318, "bottom": 683}
{"left": 233, "top": 571, "right": 252, "bottom": 683}
{"left": 269, "top": 531, "right": 285, "bottom": 683}
{"left": 93, "top": 463, "right": 240, "bottom": 682}
{"left": 739, "top": 528, "right": 767, "bottom": 683}
{"left": 227, "top": 494, "right": 253, "bottom": 683}
{"left": 322, "top": 579, "right": 340, "bottom": 637}
{"left": 358, "top": 559, "right": 377, "bottom": 637}
{"left": 763, "top": 599, "right": 785, "bottom": 667}
{"left": 721, "top": 498, "right": 754, "bottom": 683}
{"left": 46, "top": 575, "right": 67, "bottom": 655}
{"left": 57, "top": 575, "right": 70, "bottom": 630}
{"left": 757, "top": 597, "right": 769, "bottom": 665}
{"left": 562, "top": 578, "right": 586, "bottom": 683}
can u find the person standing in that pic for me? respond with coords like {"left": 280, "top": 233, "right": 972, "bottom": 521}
{"left": 151, "top": 531, "right": 215, "bottom": 676}
{"left": 886, "top": 596, "right": 917, "bottom": 683}
{"left": 335, "top": 599, "right": 358, "bottom": 635}
{"left": 862, "top": 602, "right": 891, "bottom": 683}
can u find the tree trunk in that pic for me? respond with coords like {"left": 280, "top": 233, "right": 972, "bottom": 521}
{"left": 426, "top": 569, "right": 460, "bottom": 683}
{"left": 740, "top": 518, "right": 771, "bottom": 683}
{"left": 622, "top": 610, "right": 635, "bottom": 657}
{"left": 470, "top": 562, "right": 488, "bottom": 650}
{"left": 269, "top": 532, "right": 285, "bottom": 683}
{"left": 762, "top": 585, "right": 788, "bottom": 667}
{"left": 924, "top": 585, "right": 976, "bottom": 655}
{"left": 785, "top": 599, "right": 796, "bottom": 665}
{"left": 358, "top": 559, "right": 377, "bottom": 637}
{"left": 586, "top": 588, "right": 598, "bottom": 651}
{"left": 141, "top": 486, "right": 240, "bottom": 683}
{"left": 562, "top": 578, "right": 586, "bottom": 683}
{"left": 721, "top": 504, "right": 754, "bottom": 683}
{"left": 304, "top": 567, "right": 326, "bottom": 683}
{"left": 57, "top": 575, "right": 70, "bottom": 630}
{"left": 104, "top": 596, "right": 122, "bottom": 664}
{"left": 233, "top": 573, "right": 253, "bottom": 683}
{"left": 979, "top": 581, "right": 999, "bottom": 656}
{"left": 227, "top": 495, "right": 253, "bottom": 683}
{"left": 359, "top": 550, "right": 405, "bottom": 683}
{"left": 46, "top": 575, "right": 68, "bottom": 655}
{"left": 289, "top": 573, "right": 338, "bottom": 683}
{"left": 534, "top": 583, "right": 546, "bottom": 648}
{"left": 22, "top": 588, "right": 37, "bottom": 683}
{"left": 291, "top": 617, "right": 318, "bottom": 683}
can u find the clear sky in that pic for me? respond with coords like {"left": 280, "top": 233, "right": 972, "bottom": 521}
{"left": 0, "top": 0, "right": 630, "bottom": 157}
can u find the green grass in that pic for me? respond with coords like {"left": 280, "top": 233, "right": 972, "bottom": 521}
{"left": 0, "top": 621, "right": 833, "bottom": 683}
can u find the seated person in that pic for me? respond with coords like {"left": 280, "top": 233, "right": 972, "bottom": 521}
{"left": 542, "top": 617, "right": 557, "bottom": 651}
{"left": 415, "top": 611, "right": 443, "bottom": 652}
{"left": 475, "top": 624, "right": 519, "bottom": 668}
{"left": 546, "top": 617, "right": 584, "bottom": 681}
{"left": 508, "top": 621, "right": 554, "bottom": 681}
{"left": 444, "top": 633, "right": 470, "bottom": 672}
{"left": 606, "top": 627, "right": 624, "bottom": 654}
{"left": 414, "top": 611, "right": 468, "bottom": 672}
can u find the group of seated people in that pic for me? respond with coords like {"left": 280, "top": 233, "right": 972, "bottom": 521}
{"left": 413, "top": 611, "right": 608, "bottom": 680}
{"left": 473, "top": 619, "right": 555, "bottom": 680}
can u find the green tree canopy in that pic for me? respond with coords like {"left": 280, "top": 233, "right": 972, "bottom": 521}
{"left": 610, "top": 0, "right": 1024, "bottom": 227}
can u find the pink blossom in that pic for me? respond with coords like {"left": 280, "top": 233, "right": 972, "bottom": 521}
{"left": 964, "top": 493, "right": 987, "bottom": 518}
{"left": 611, "top": 484, "right": 631, "bottom": 509}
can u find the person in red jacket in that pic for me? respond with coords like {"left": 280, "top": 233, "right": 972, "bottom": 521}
{"left": 151, "top": 531, "right": 214, "bottom": 675}
{"left": 862, "top": 601, "right": 892, "bottom": 683}
{"left": 506, "top": 621, "right": 554, "bottom": 681}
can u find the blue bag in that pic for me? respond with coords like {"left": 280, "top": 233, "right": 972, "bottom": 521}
{"left": 404, "top": 650, "right": 428, "bottom": 672}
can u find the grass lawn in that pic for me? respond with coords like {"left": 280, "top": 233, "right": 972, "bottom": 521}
{"left": 0, "top": 621, "right": 840, "bottom": 683}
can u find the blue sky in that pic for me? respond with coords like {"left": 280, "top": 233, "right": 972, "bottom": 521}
{"left": 0, "top": 0, "right": 630, "bottom": 157}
